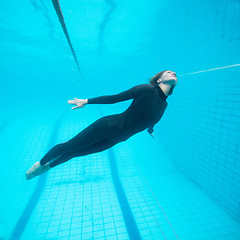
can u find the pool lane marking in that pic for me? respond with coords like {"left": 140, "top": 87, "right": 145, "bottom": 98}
{"left": 107, "top": 148, "right": 142, "bottom": 240}
{"left": 9, "top": 111, "right": 65, "bottom": 240}
{"left": 99, "top": 0, "right": 116, "bottom": 50}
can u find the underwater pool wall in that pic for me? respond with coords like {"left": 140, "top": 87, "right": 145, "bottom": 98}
{"left": 157, "top": 66, "right": 240, "bottom": 223}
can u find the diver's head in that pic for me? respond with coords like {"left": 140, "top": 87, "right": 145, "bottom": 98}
{"left": 150, "top": 70, "right": 177, "bottom": 95}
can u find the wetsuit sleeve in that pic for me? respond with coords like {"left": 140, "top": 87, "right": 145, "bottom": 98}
{"left": 88, "top": 84, "right": 149, "bottom": 104}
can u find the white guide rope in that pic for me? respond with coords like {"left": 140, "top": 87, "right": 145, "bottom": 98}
{"left": 178, "top": 63, "right": 240, "bottom": 77}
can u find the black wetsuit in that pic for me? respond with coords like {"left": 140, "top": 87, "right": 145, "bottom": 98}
{"left": 40, "top": 84, "right": 168, "bottom": 167}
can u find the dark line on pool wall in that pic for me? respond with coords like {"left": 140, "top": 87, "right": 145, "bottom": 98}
{"left": 107, "top": 148, "right": 142, "bottom": 240}
{"left": 99, "top": 0, "right": 116, "bottom": 51}
{"left": 51, "top": 0, "right": 84, "bottom": 79}
{"left": 9, "top": 111, "right": 66, "bottom": 240}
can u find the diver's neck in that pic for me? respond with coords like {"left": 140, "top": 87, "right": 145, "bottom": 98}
{"left": 158, "top": 83, "right": 173, "bottom": 96}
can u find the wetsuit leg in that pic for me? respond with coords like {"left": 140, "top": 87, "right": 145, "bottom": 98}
{"left": 40, "top": 142, "right": 70, "bottom": 165}
{"left": 49, "top": 138, "right": 117, "bottom": 168}
{"left": 40, "top": 115, "right": 122, "bottom": 166}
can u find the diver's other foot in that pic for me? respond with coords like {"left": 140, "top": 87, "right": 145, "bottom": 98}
{"left": 25, "top": 161, "right": 51, "bottom": 180}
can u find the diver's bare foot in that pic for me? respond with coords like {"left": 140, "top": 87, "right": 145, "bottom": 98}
{"left": 25, "top": 161, "right": 51, "bottom": 180}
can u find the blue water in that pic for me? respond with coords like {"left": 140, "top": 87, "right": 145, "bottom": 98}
{"left": 0, "top": 0, "right": 240, "bottom": 239}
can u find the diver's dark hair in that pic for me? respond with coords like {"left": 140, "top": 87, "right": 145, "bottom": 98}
{"left": 149, "top": 70, "right": 167, "bottom": 86}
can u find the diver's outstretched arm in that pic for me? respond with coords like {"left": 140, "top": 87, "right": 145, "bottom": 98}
{"left": 68, "top": 84, "right": 150, "bottom": 109}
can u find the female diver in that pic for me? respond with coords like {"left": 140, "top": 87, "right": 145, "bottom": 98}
{"left": 26, "top": 70, "right": 177, "bottom": 180}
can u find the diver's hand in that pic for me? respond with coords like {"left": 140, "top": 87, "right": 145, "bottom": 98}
{"left": 68, "top": 98, "right": 88, "bottom": 110}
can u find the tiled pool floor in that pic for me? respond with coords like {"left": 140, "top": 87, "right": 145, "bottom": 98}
{"left": 0, "top": 108, "right": 239, "bottom": 240}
